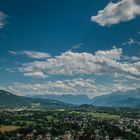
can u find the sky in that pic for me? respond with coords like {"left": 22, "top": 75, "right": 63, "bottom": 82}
{"left": 0, "top": 0, "right": 140, "bottom": 97}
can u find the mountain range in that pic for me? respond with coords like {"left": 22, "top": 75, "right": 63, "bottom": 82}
{"left": 29, "top": 94, "right": 90, "bottom": 105}
{"left": 29, "top": 89, "right": 140, "bottom": 107}
{"left": 91, "top": 89, "right": 140, "bottom": 107}
{"left": 0, "top": 90, "right": 70, "bottom": 108}
{"left": 0, "top": 89, "right": 140, "bottom": 108}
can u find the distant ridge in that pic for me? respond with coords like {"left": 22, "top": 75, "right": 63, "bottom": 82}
{"left": 29, "top": 89, "right": 140, "bottom": 107}
{"left": 29, "top": 94, "right": 90, "bottom": 105}
{"left": 0, "top": 90, "right": 70, "bottom": 107}
{"left": 1, "top": 89, "right": 140, "bottom": 108}
{"left": 91, "top": 89, "right": 140, "bottom": 107}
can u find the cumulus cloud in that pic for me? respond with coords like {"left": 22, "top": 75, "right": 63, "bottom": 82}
{"left": 95, "top": 46, "right": 122, "bottom": 60}
{"left": 91, "top": 0, "right": 140, "bottom": 26}
{"left": 0, "top": 12, "right": 7, "bottom": 28}
{"left": 18, "top": 48, "right": 140, "bottom": 80}
{"left": 6, "top": 47, "right": 140, "bottom": 97}
{"left": 2, "top": 77, "right": 140, "bottom": 97}
{"left": 112, "top": 81, "right": 140, "bottom": 92}
{"left": 2, "top": 78, "right": 97, "bottom": 97}
{"left": 9, "top": 50, "right": 51, "bottom": 59}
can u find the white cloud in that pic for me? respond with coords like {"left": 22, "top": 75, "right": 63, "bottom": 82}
{"left": 18, "top": 48, "right": 140, "bottom": 80}
{"left": 7, "top": 47, "right": 140, "bottom": 97}
{"left": 0, "top": 12, "right": 7, "bottom": 28}
{"left": 9, "top": 51, "right": 18, "bottom": 55}
{"left": 24, "top": 71, "right": 47, "bottom": 79}
{"left": 122, "top": 38, "right": 140, "bottom": 46}
{"left": 127, "top": 38, "right": 135, "bottom": 45}
{"left": 112, "top": 81, "right": 140, "bottom": 92}
{"left": 72, "top": 43, "right": 83, "bottom": 50}
{"left": 9, "top": 50, "right": 51, "bottom": 59}
{"left": 2, "top": 77, "right": 140, "bottom": 97}
{"left": 95, "top": 46, "right": 122, "bottom": 60}
{"left": 91, "top": 0, "right": 140, "bottom": 26}
{"left": 2, "top": 78, "right": 98, "bottom": 97}
{"left": 131, "top": 56, "right": 140, "bottom": 61}
{"left": 123, "top": 55, "right": 140, "bottom": 61}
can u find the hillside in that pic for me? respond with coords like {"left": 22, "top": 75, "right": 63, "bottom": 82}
{"left": 0, "top": 90, "right": 31, "bottom": 106}
{"left": 0, "top": 90, "right": 70, "bottom": 108}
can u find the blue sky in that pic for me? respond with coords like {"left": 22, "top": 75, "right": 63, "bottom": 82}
{"left": 0, "top": 0, "right": 140, "bottom": 97}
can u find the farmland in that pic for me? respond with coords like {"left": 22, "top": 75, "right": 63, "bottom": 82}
{"left": 0, "top": 125, "right": 19, "bottom": 133}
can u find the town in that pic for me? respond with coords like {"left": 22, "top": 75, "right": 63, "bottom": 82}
{"left": 0, "top": 107, "right": 140, "bottom": 140}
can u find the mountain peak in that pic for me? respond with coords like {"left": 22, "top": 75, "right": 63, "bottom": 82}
{"left": 91, "top": 89, "right": 140, "bottom": 107}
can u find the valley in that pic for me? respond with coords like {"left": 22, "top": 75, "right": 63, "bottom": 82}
{"left": 0, "top": 107, "right": 140, "bottom": 140}
{"left": 0, "top": 90, "right": 140, "bottom": 140}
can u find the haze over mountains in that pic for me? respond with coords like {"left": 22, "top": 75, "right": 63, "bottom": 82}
{"left": 29, "top": 94, "right": 90, "bottom": 105}
{"left": 0, "top": 89, "right": 140, "bottom": 107}
{"left": 91, "top": 89, "right": 140, "bottom": 107}
{"left": 0, "top": 90, "right": 70, "bottom": 108}
{"left": 27, "top": 89, "right": 140, "bottom": 107}
{"left": 29, "top": 89, "right": 140, "bottom": 107}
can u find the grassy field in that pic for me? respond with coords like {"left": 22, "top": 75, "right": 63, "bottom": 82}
{"left": 0, "top": 125, "right": 19, "bottom": 133}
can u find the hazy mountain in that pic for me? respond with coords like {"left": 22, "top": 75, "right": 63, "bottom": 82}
{"left": 0, "top": 90, "right": 31, "bottom": 106}
{"left": 29, "top": 89, "right": 140, "bottom": 107}
{"left": 0, "top": 90, "right": 70, "bottom": 107}
{"left": 91, "top": 89, "right": 140, "bottom": 107}
{"left": 29, "top": 94, "right": 90, "bottom": 105}
{"left": 1, "top": 89, "right": 140, "bottom": 108}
